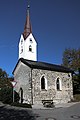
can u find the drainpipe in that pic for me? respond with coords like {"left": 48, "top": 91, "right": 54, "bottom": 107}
{"left": 31, "top": 68, "right": 33, "bottom": 105}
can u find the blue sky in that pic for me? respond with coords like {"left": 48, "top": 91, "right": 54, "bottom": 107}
{"left": 0, "top": 0, "right": 80, "bottom": 76}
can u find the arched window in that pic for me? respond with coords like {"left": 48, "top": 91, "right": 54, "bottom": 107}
{"left": 41, "top": 76, "right": 47, "bottom": 90}
{"left": 56, "top": 77, "right": 62, "bottom": 91}
{"left": 21, "top": 48, "right": 23, "bottom": 53}
{"left": 21, "top": 39, "right": 23, "bottom": 45}
{"left": 56, "top": 78, "right": 60, "bottom": 90}
{"left": 29, "top": 45, "right": 32, "bottom": 52}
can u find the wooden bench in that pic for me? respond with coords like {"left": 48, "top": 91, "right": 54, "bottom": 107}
{"left": 42, "top": 100, "right": 54, "bottom": 107}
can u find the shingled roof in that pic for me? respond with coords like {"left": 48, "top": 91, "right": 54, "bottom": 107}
{"left": 13, "top": 58, "right": 74, "bottom": 74}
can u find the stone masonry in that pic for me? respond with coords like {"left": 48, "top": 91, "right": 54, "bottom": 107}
{"left": 32, "top": 69, "right": 73, "bottom": 104}
{"left": 14, "top": 61, "right": 73, "bottom": 105}
{"left": 14, "top": 62, "right": 32, "bottom": 104}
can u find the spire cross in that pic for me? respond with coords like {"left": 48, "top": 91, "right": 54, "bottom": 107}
{"left": 27, "top": 0, "right": 30, "bottom": 9}
{"left": 27, "top": 0, "right": 30, "bottom": 15}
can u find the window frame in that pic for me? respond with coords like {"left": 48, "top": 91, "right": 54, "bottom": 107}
{"left": 40, "top": 76, "right": 47, "bottom": 90}
{"left": 56, "top": 77, "right": 62, "bottom": 91}
{"left": 29, "top": 45, "right": 32, "bottom": 52}
{"left": 29, "top": 38, "right": 33, "bottom": 43}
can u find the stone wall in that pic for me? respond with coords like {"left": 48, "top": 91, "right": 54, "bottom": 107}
{"left": 32, "top": 69, "right": 73, "bottom": 104}
{"left": 14, "top": 62, "right": 73, "bottom": 105}
{"left": 14, "top": 62, "right": 32, "bottom": 104}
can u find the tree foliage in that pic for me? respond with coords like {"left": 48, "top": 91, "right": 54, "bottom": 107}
{"left": 0, "top": 87, "right": 20, "bottom": 104}
{"left": 0, "top": 68, "right": 20, "bottom": 104}
{"left": 0, "top": 68, "right": 12, "bottom": 88}
{"left": 62, "top": 48, "right": 80, "bottom": 94}
{"left": 62, "top": 48, "right": 80, "bottom": 71}
{"left": 0, "top": 68, "right": 8, "bottom": 79}
{"left": 73, "top": 74, "right": 80, "bottom": 94}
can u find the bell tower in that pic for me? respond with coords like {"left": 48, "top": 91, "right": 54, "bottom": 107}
{"left": 19, "top": 3, "right": 37, "bottom": 61}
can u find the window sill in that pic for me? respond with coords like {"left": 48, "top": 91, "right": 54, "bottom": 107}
{"left": 41, "top": 89, "right": 47, "bottom": 91}
{"left": 57, "top": 90, "right": 62, "bottom": 91}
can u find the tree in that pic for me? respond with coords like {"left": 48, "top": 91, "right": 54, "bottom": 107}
{"left": 0, "top": 68, "right": 12, "bottom": 88}
{"left": 0, "top": 68, "right": 20, "bottom": 104}
{"left": 73, "top": 75, "right": 80, "bottom": 94}
{"left": 62, "top": 48, "right": 80, "bottom": 94}
{"left": 62, "top": 48, "right": 80, "bottom": 71}
{"left": 0, "top": 68, "right": 8, "bottom": 79}
{"left": 0, "top": 87, "right": 20, "bottom": 104}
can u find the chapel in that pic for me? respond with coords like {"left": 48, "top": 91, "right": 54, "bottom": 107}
{"left": 13, "top": 3, "right": 73, "bottom": 105}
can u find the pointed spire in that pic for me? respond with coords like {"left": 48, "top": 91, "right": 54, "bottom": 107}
{"left": 23, "top": 2, "right": 32, "bottom": 40}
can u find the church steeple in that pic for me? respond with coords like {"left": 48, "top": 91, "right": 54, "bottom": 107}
{"left": 23, "top": 4, "right": 32, "bottom": 40}
{"left": 19, "top": 1, "right": 37, "bottom": 61}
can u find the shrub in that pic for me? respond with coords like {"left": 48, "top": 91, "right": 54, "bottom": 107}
{"left": 73, "top": 94, "right": 80, "bottom": 102}
{"left": 0, "top": 87, "right": 20, "bottom": 104}
{"left": 11, "top": 102, "right": 32, "bottom": 108}
{"left": 0, "top": 87, "right": 13, "bottom": 104}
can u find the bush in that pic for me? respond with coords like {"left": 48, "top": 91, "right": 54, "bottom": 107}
{"left": 0, "top": 87, "right": 13, "bottom": 104}
{"left": 14, "top": 90, "right": 20, "bottom": 103}
{"left": 11, "top": 102, "right": 32, "bottom": 108}
{"left": 0, "top": 87, "right": 20, "bottom": 104}
{"left": 70, "top": 94, "right": 80, "bottom": 102}
{"left": 73, "top": 94, "right": 80, "bottom": 102}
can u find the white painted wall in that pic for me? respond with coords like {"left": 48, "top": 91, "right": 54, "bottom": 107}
{"left": 19, "top": 35, "right": 25, "bottom": 59}
{"left": 19, "top": 33, "right": 37, "bottom": 61}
